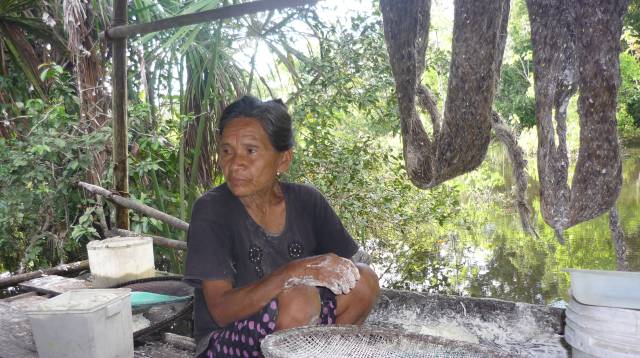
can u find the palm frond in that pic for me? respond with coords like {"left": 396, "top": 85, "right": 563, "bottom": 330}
{"left": 62, "top": 0, "right": 86, "bottom": 55}
{"left": 0, "top": 22, "right": 45, "bottom": 97}
{"left": 1, "top": 15, "right": 67, "bottom": 55}
{"left": 0, "top": 0, "right": 36, "bottom": 15}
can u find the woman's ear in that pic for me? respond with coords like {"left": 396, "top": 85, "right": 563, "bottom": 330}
{"left": 278, "top": 149, "right": 293, "bottom": 173}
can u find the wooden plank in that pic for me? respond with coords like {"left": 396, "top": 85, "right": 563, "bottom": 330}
{"left": 19, "top": 275, "right": 91, "bottom": 296}
{"left": 106, "top": 0, "right": 318, "bottom": 39}
{"left": 112, "top": 0, "right": 129, "bottom": 230}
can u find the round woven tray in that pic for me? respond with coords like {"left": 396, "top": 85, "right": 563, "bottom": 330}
{"left": 261, "top": 325, "right": 510, "bottom": 358}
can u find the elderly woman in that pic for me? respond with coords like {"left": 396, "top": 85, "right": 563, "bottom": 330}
{"left": 184, "top": 95, "right": 380, "bottom": 358}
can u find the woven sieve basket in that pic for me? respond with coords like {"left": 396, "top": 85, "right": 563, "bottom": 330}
{"left": 261, "top": 325, "right": 510, "bottom": 358}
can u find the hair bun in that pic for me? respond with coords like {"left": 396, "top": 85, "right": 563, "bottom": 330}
{"left": 271, "top": 98, "right": 287, "bottom": 109}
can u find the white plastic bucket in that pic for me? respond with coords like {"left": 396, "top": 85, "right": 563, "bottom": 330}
{"left": 565, "top": 316, "right": 639, "bottom": 346}
{"left": 25, "top": 288, "right": 133, "bottom": 358}
{"left": 567, "top": 298, "right": 640, "bottom": 324}
{"left": 565, "top": 321, "right": 640, "bottom": 358}
{"left": 566, "top": 299, "right": 640, "bottom": 337}
{"left": 87, "top": 236, "right": 155, "bottom": 288}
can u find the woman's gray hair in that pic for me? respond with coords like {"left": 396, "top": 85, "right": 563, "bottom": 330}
{"left": 218, "top": 95, "right": 294, "bottom": 152}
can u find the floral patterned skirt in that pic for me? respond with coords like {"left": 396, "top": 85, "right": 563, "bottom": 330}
{"left": 200, "top": 287, "right": 337, "bottom": 358}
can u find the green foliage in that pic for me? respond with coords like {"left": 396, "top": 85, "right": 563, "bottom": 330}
{"left": 70, "top": 207, "right": 100, "bottom": 242}
{"left": 295, "top": 14, "right": 399, "bottom": 135}
{"left": 495, "top": 62, "right": 536, "bottom": 128}
{"left": 493, "top": 0, "right": 536, "bottom": 129}
{"left": 0, "top": 66, "right": 109, "bottom": 271}
{"left": 625, "top": 0, "right": 640, "bottom": 38}
{"left": 617, "top": 52, "right": 640, "bottom": 137}
{"left": 0, "top": 60, "right": 32, "bottom": 119}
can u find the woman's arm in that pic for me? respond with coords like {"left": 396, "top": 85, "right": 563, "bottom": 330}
{"left": 202, "top": 253, "right": 359, "bottom": 327}
{"left": 202, "top": 266, "right": 287, "bottom": 328}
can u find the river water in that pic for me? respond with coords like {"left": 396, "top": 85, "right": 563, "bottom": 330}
{"left": 445, "top": 143, "right": 640, "bottom": 305}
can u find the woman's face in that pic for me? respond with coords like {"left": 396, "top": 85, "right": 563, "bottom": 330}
{"left": 218, "top": 116, "right": 291, "bottom": 199}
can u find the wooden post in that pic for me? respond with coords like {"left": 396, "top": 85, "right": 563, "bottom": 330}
{"left": 112, "top": 0, "right": 129, "bottom": 230}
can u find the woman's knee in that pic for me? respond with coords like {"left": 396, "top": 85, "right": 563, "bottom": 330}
{"left": 354, "top": 263, "right": 380, "bottom": 299}
{"left": 334, "top": 264, "right": 379, "bottom": 324}
{"left": 275, "top": 285, "right": 321, "bottom": 330}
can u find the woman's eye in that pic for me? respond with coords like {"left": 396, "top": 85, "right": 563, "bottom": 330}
{"left": 248, "top": 148, "right": 257, "bottom": 154}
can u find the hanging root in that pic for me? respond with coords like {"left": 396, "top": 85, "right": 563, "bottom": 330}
{"left": 608, "top": 206, "right": 629, "bottom": 271}
{"left": 527, "top": 0, "right": 627, "bottom": 239}
{"left": 567, "top": 0, "right": 626, "bottom": 227}
{"left": 491, "top": 112, "right": 539, "bottom": 238}
{"left": 381, "top": 0, "right": 509, "bottom": 188}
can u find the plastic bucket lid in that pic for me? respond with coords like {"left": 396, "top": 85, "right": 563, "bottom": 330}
{"left": 565, "top": 269, "right": 640, "bottom": 309}
{"left": 25, "top": 288, "right": 131, "bottom": 315}
{"left": 87, "top": 236, "right": 152, "bottom": 250}
{"left": 565, "top": 323, "right": 640, "bottom": 358}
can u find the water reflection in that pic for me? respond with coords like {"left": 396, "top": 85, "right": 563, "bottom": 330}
{"left": 452, "top": 144, "right": 640, "bottom": 304}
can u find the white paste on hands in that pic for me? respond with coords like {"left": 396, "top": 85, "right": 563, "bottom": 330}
{"left": 285, "top": 256, "right": 361, "bottom": 295}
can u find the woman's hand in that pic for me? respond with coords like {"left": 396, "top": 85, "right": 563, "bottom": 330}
{"left": 283, "top": 253, "right": 361, "bottom": 295}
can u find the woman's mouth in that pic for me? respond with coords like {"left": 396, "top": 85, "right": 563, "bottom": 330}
{"left": 228, "top": 177, "right": 250, "bottom": 185}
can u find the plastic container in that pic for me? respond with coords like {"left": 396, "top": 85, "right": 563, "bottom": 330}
{"left": 565, "top": 298, "right": 640, "bottom": 358}
{"left": 25, "top": 288, "right": 133, "bottom": 358}
{"left": 566, "top": 298, "right": 640, "bottom": 336}
{"left": 565, "top": 319, "right": 640, "bottom": 358}
{"left": 565, "top": 269, "right": 640, "bottom": 309}
{"left": 566, "top": 316, "right": 639, "bottom": 346}
{"left": 87, "top": 236, "right": 155, "bottom": 288}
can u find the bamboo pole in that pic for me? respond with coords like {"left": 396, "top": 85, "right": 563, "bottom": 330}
{"left": 112, "top": 0, "right": 129, "bottom": 230}
{"left": 106, "top": 0, "right": 318, "bottom": 39}
{"left": 109, "top": 228, "right": 187, "bottom": 251}
{"left": 77, "top": 181, "right": 190, "bottom": 231}
{"left": 0, "top": 261, "right": 89, "bottom": 289}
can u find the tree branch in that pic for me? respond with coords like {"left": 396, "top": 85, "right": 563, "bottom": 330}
{"left": 108, "top": 228, "right": 187, "bottom": 251}
{"left": 0, "top": 261, "right": 89, "bottom": 289}
{"left": 76, "top": 181, "right": 189, "bottom": 231}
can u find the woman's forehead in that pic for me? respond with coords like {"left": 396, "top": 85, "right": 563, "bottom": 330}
{"left": 221, "top": 117, "right": 269, "bottom": 142}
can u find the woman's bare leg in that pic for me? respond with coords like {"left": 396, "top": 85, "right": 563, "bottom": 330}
{"left": 335, "top": 264, "right": 380, "bottom": 324}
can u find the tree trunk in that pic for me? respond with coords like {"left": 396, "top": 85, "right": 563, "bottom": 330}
{"left": 63, "top": 0, "right": 109, "bottom": 185}
{"left": 184, "top": 55, "right": 214, "bottom": 187}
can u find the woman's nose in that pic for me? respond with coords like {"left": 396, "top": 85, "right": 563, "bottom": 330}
{"left": 230, "top": 152, "right": 248, "bottom": 169}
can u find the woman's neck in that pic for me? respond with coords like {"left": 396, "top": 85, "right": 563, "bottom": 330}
{"left": 239, "top": 181, "right": 283, "bottom": 211}
{"left": 239, "top": 182, "right": 286, "bottom": 233}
